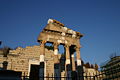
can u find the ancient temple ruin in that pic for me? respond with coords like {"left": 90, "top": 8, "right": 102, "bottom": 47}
{"left": 37, "top": 19, "right": 83, "bottom": 78}
{"left": 0, "top": 19, "right": 83, "bottom": 79}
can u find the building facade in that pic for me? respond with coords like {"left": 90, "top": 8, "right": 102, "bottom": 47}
{"left": 101, "top": 56, "right": 120, "bottom": 80}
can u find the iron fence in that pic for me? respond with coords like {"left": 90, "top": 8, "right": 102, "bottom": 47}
{"left": 21, "top": 74, "right": 103, "bottom": 80}
{"left": 21, "top": 70, "right": 120, "bottom": 80}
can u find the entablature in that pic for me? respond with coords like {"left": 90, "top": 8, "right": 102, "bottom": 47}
{"left": 38, "top": 19, "right": 83, "bottom": 46}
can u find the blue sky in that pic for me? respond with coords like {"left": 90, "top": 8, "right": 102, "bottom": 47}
{"left": 0, "top": 0, "right": 120, "bottom": 66}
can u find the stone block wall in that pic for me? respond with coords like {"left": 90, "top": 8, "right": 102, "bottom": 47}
{"left": 0, "top": 45, "right": 60, "bottom": 76}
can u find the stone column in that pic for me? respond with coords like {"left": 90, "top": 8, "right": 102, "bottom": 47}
{"left": 76, "top": 46, "right": 84, "bottom": 80}
{"left": 53, "top": 43, "right": 60, "bottom": 79}
{"left": 71, "top": 54, "right": 76, "bottom": 71}
{"left": 65, "top": 45, "right": 70, "bottom": 65}
{"left": 39, "top": 40, "right": 46, "bottom": 80}
{"left": 71, "top": 54, "right": 77, "bottom": 80}
{"left": 39, "top": 41, "right": 46, "bottom": 62}
{"left": 76, "top": 46, "right": 81, "bottom": 66}
{"left": 65, "top": 44, "right": 71, "bottom": 79}
{"left": 53, "top": 43, "right": 59, "bottom": 63}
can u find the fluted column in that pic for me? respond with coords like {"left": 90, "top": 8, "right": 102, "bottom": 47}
{"left": 65, "top": 44, "right": 71, "bottom": 79}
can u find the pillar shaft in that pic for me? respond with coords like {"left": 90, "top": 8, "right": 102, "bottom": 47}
{"left": 71, "top": 54, "right": 77, "bottom": 80}
{"left": 76, "top": 46, "right": 81, "bottom": 66}
{"left": 76, "top": 46, "right": 84, "bottom": 80}
{"left": 65, "top": 45, "right": 70, "bottom": 65}
{"left": 39, "top": 41, "right": 46, "bottom": 62}
{"left": 39, "top": 41, "right": 46, "bottom": 79}
{"left": 54, "top": 43, "right": 59, "bottom": 55}
{"left": 71, "top": 54, "right": 76, "bottom": 71}
{"left": 65, "top": 44, "right": 71, "bottom": 78}
{"left": 53, "top": 43, "right": 60, "bottom": 78}
{"left": 53, "top": 43, "right": 59, "bottom": 63}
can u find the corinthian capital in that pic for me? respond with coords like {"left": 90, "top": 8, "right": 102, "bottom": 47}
{"left": 64, "top": 44, "right": 71, "bottom": 48}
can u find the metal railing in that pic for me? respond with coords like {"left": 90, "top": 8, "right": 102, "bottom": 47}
{"left": 21, "top": 67, "right": 120, "bottom": 80}
{"left": 21, "top": 72, "right": 120, "bottom": 80}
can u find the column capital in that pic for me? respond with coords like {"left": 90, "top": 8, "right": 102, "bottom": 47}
{"left": 40, "top": 40, "right": 47, "bottom": 44}
{"left": 53, "top": 42, "right": 59, "bottom": 46}
{"left": 53, "top": 42, "right": 59, "bottom": 49}
{"left": 64, "top": 44, "right": 71, "bottom": 48}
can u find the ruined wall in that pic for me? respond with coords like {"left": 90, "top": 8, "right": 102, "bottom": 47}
{"left": 0, "top": 45, "right": 59, "bottom": 76}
